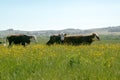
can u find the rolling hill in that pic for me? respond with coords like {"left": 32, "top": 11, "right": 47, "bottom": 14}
{"left": 0, "top": 26, "right": 120, "bottom": 37}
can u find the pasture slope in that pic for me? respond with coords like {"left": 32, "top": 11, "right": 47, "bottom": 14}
{"left": 0, "top": 41, "right": 120, "bottom": 80}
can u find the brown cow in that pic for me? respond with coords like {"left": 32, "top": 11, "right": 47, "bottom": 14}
{"left": 63, "top": 33, "right": 100, "bottom": 45}
{"left": 6, "top": 34, "right": 37, "bottom": 47}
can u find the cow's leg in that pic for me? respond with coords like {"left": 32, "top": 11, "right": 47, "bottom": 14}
{"left": 27, "top": 41, "right": 30, "bottom": 44}
{"left": 22, "top": 42, "right": 25, "bottom": 47}
{"left": 8, "top": 41, "right": 12, "bottom": 47}
{"left": 8, "top": 41, "right": 12, "bottom": 48}
{"left": 46, "top": 41, "right": 54, "bottom": 45}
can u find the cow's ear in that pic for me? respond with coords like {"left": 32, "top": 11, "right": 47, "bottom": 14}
{"left": 92, "top": 33, "right": 96, "bottom": 36}
{"left": 64, "top": 34, "right": 67, "bottom": 36}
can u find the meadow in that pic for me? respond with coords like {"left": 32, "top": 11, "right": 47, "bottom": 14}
{"left": 0, "top": 38, "right": 120, "bottom": 80}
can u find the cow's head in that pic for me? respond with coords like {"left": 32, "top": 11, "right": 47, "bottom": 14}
{"left": 92, "top": 33, "right": 100, "bottom": 40}
{"left": 29, "top": 35, "right": 38, "bottom": 43}
{"left": 59, "top": 32, "right": 67, "bottom": 41}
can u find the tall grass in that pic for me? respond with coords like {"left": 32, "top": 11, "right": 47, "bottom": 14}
{"left": 0, "top": 42, "right": 120, "bottom": 80}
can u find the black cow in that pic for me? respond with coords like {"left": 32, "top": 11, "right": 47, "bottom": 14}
{"left": 46, "top": 33, "right": 100, "bottom": 45}
{"left": 46, "top": 34, "right": 62, "bottom": 45}
{"left": 6, "top": 34, "right": 37, "bottom": 47}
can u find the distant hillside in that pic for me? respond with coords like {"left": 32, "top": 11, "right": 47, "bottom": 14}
{"left": 84, "top": 26, "right": 120, "bottom": 35}
{"left": 0, "top": 26, "right": 120, "bottom": 37}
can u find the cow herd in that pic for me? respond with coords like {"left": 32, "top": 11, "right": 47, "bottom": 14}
{"left": 47, "top": 33, "right": 100, "bottom": 45}
{"left": 0, "top": 33, "right": 100, "bottom": 47}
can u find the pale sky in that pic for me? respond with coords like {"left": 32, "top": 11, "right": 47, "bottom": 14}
{"left": 0, "top": 0, "right": 120, "bottom": 31}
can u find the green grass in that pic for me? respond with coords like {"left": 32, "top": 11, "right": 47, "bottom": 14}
{"left": 0, "top": 41, "right": 120, "bottom": 80}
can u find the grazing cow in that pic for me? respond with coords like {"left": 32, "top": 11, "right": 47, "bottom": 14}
{"left": 6, "top": 34, "right": 37, "bottom": 47}
{"left": 46, "top": 34, "right": 61, "bottom": 45}
{"left": 46, "top": 33, "right": 67, "bottom": 45}
{"left": 63, "top": 33, "right": 100, "bottom": 45}
{"left": 46, "top": 33, "right": 100, "bottom": 45}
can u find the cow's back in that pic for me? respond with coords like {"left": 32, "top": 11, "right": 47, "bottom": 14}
{"left": 64, "top": 35, "right": 93, "bottom": 45}
{"left": 64, "top": 36, "right": 82, "bottom": 45}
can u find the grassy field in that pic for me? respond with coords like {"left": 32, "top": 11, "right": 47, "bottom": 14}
{"left": 0, "top": 40, "right": 120, "bottom": 80}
